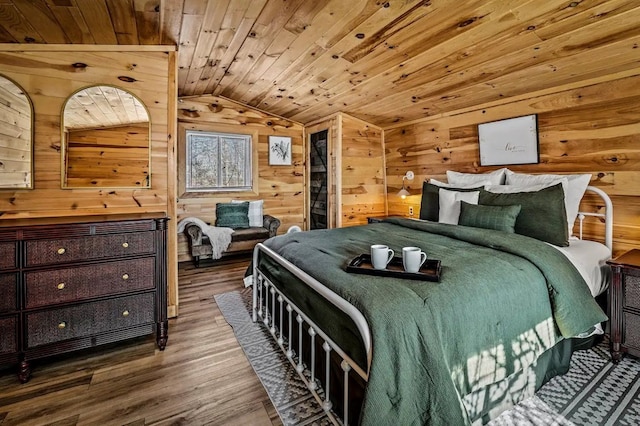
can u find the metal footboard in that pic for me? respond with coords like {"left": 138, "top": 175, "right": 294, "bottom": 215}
{"left": 252, "top": 243, "right": 372, "bottom": 425}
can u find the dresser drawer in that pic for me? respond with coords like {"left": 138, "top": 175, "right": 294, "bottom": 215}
{"left": 0, "top": 316, "right": 18, "bottom": 355}
{"left": 0, "top": 273, "right": 17, "bottom": 313}
{"left": 623, "top": 272, "right": 640, "bottom": 310}
{"left": 26, "top": 293, "right": 155, "bottom": 348}
{"left": 25, "top": 257, "right": 156, "bottom": 309}
{"left": 25, "top": 231, "right": 156, "bottom": 267}
{"left": 0, "top": 242, "right": 16, "bottom": 270}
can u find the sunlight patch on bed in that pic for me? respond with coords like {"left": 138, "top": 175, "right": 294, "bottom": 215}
{"left": 452, "top": 317, "right": 558, "bottom": 423}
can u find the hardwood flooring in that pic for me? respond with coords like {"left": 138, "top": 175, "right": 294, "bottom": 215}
{"left": 0, "top": 257, "right": 280, "bottom": 426}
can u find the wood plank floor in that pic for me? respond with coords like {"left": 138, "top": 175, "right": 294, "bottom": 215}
{"left": 0, "top": 257, "right": 281, "bottom": 426}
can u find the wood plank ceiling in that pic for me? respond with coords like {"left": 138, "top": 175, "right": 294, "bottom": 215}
{"left": 0, "top": 0, "right": 639, "bottom": 127}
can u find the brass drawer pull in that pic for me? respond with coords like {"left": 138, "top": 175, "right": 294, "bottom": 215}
{"left": 122, "top": 310, "right": 130, "bottom": 317}
{"left": 122, "top": 273, "right": 129, "bottom": 280}
{"left": 57, "top": 283, "right": 65, "bottom": 290}
{"left": 122, "top": 242, "right": 129, "bottom": 248}
{"left": 58, "top": 321, "right": 67, "bottom": 329}
{"left": 57, "top": 248, "right": 66, "bottom": 255}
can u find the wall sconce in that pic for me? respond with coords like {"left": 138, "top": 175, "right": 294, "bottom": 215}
{"left": 398, "top": 171, "right": 414, "bottom": 199}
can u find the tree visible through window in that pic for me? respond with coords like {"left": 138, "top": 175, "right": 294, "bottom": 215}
{"left": 186, "top": 130, "right": 252, "bottom": 192}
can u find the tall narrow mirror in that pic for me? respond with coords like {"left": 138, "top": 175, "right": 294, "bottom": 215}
{"left": 0, "top": 75, "right": 33, "bottom": 189}
{"left": 61, "top": 85, "right": 151, "bottom": 188}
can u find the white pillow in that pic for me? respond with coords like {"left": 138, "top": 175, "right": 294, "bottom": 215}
{"left": 438, "top": 188, "right": 480, "bottom": 225}
{"left": 503, "top": 171, "right": 591, "bottom": 234}
{"left": 231, "top": 199, "right": 263, "bottom": 227}
{"left": 446, "top": 168, "right": 508, "bottom": 186}
{"left": 429, "top": 178, "right": 491, "bottom": 189}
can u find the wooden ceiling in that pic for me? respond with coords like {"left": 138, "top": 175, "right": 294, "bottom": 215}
{"left": 0, "top": 0, "right": 639, "bottom": 128}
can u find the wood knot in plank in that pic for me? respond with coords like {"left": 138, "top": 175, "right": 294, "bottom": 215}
{"left": 118, "top": 76, "right": 137, "bottom": 83}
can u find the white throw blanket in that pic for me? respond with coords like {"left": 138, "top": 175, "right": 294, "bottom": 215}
{"left": 177, "top": 217, "right": 234, "bottom": 260}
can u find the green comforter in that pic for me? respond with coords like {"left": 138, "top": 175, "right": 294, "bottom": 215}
{"left": 258, "top": 218, "right": 607, "bottom": 425}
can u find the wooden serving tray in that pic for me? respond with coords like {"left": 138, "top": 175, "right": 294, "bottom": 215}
{"left": 345, "top": 254, "right": 442, "bottom": 282}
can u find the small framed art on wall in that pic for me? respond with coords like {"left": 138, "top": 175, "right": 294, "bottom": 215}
{"left": 269, "top": 136, "right": 292, "bottom": 166}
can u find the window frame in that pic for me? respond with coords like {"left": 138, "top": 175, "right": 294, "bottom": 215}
{"left": 185, "top": 129, "right": 252, "bottom": 193}
{"left": 178, "top": 123, "right": 259, "bottom": 198}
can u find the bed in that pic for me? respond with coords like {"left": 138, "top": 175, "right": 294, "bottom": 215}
{"left": 250, "top": 172, "right": 613, "bottom": 425}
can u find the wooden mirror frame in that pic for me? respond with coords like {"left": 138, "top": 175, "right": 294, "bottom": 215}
{"left": 60, "top": 84, "right": 151, "bottom": 189}
{"left": 0, "top": 74, "right": 34, "bottom": 189}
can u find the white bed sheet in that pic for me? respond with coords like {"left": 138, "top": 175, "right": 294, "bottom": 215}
{"left": 551, "top": 237, "right": 612, "bottom": 297}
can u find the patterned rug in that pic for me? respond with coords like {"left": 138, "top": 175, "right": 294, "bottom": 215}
{"left": 215, "top": 290, "right": 640, "bottom": 425}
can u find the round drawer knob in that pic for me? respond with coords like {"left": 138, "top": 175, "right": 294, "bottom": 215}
{"left": 122, "top": 273, "right": 129, "bottom": 280}
{"left": 58, "top": 321, "right": 67, "bottom": 329}
{"left": 57, "top": 248, "right": 66, "bottom": 255}
{"left": 122, "top": 242, "right": 129, "bottom": 248}
{"left": 57, "top": 283, "right": 65, "bottom": 290}
{"left": 122, "top": 310, "right": 130, "bottom": 317}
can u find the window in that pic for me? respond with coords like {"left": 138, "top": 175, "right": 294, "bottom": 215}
{"left": 185, "top": 130, "right": 252, "bottom": 192}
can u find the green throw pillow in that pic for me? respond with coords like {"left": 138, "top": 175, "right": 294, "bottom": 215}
{"left": 419, "top": 181, "right": 485, "bottom": 222}
{"left": 459, "top": 202, "right": 521, "bottom": 233}
{"left": 478, "top": 183, "right": 569, "bottom": 246}
{"left": 215, "top": 202, "right": 250, "bottom": 229}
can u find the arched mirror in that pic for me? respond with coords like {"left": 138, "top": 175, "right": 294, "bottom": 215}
{"left": 0, "top": 74, "right": 33, "bottom": 189}
{"left": 61, "top": 85, "right": 151, "bottom": 188}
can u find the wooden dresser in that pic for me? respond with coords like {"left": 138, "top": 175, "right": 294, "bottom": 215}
{"left": 0, "top": 216, "right": 168, "bottom": 382}
{"left": 608, "top": 249, "right": 640, "bottom": 362}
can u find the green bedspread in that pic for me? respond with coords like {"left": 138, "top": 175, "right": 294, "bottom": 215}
{"left": 258, "top": 218, "right": 607, "bottom": 425}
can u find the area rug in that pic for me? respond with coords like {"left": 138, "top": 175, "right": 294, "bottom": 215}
{"left": 215, "top": 289, "right": 640, "bottom": 425}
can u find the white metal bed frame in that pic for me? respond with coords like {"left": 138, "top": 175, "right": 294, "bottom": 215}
{"left": 252, "top": 185, "right": 612, "bottom": 425}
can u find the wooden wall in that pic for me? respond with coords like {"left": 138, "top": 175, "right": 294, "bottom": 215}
{"left": 176, "top": 95, "right": 304, "bottom": 263}
{"left": 305, "top": 113, "right": 386, "bottom": 229}
{"left": 385, "top": 74, "right": 640, "bottom": 256}
{"left": 340, "top": 114, "right": 386, "bottom": 226}
{"left": 0, "top": 46, "right": 179, "bottom": 316}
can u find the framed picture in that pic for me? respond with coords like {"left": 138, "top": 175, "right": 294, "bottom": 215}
{"left": 478, "top": 114, "right": 539, "bottom": 166}
{"left": 269, "top": 136, "right": 292, "bottom": 165}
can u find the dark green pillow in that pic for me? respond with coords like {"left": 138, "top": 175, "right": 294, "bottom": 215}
{"left": 215, "top": 202, "right": 249, "bottom": 229}
{"left": 478, "top": 183, "right": 569, "bottom": 246}
{"left": 419, "top": 181, "right": 485, "bottom": 222}
{"left": 459, "top": 202, "right": 521, "bottom": 233}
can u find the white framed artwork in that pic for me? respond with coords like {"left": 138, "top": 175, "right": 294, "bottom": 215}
{"left": 268, "top": 135, "right": 292, "bottom": 165}
{"left": 478, "top": 114, "right": 539, "bottom": 166}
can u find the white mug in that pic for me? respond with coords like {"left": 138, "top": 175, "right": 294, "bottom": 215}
{"left": 403, "top": 247, "right": 427, "bottom": 273}
{"left": 371, "top": 244, "right": 394, "bottom": 270}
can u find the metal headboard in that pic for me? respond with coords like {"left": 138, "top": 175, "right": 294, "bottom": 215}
{"left": 576, "top": 186, "right": 613, "bottom": 251}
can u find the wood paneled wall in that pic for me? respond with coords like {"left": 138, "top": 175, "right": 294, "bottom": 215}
{"left": 305, "top": 113, "right": 386, "bottom": 229}
{"left": 340, "top": 114, "right": 386, "bottom": 226}
{"left": 176, "top": 95, "right": 304, "bottom": 263}
{"left": 0, "top": 46, "right": 179, "bottom": 316}
{"left": 385, "top": 73, "right": 640, "bottom": 256}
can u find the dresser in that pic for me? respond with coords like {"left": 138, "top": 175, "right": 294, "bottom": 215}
{"left": 608, "top": 249, "right": 640, "bottom": 362}
{"left": 0, "top": 216, "right": 168, "bottom": 382}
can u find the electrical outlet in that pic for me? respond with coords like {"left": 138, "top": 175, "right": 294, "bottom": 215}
{"left": 408, "top": 206, "right": 414, "bottom": 216}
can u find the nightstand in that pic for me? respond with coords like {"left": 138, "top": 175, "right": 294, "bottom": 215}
{"left": 608, "top": 249, "right": 640, "bottom": 362}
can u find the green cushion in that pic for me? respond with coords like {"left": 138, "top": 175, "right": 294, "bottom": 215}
{"left": 215, "top": 202, "right": 249, "bottom": 229}
{"left": 419, "top": 182, "right": 485, "bottom": 222}
{"left": 459, "top": 202, "right": 521, "bottom": 233}
{"left": 478, "top": 183, "right": 569, "bottom": 246}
